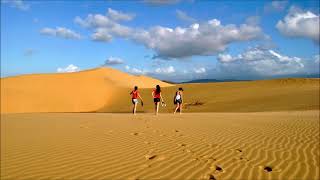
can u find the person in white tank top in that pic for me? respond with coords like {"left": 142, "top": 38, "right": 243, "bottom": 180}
{"left": 174, "top": 87, "right": 183, "bottom": 114}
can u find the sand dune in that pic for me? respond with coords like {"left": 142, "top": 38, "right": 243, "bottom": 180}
{"left": 1, "top": 67, "right": 319, "bottom": 114}
{"left": 0, "top": 67, "right": 172, "bottom": 113}
{"left": 1, "top": 111, "right": 319, "bottom": 180}
{"left": 100, "top": 78, "right": 320, "bottom": 113}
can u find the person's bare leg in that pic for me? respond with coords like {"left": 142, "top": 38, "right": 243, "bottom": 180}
{"left": 179, "top": 103, "right": 182, "bottom": 114}
{"left": 174, "top": 104, "right": 179, "bottom": 114}
{"left": 155, "top": 102, "right": 159, "bottom": 115}
{"left": 133, "top": 103, "right": 137, "bottom": 115}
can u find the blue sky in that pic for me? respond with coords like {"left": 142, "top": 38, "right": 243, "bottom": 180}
{"left": 1, "top": 0, "right": 319, "bottom": 81}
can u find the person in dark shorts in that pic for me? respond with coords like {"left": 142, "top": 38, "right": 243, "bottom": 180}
{"left": 174, "top": 87, "right": 183, "bottom": 114}
{"left": 152, "top": 85, "right": 165, "bottom": 115}
{"left": 130, "top": 86, "right": 143, "bottom": 115}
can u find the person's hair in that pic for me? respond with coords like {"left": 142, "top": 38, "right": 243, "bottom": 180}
{"left": 156, "top": 85, "right": 161, "bottom": 94}
{"left": 134, "top": 86, "right": 138, "bottom": 91}
{"left": 178, "top": 87, "right": 183, "bottom": 91}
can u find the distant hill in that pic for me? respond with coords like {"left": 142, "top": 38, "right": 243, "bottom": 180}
{"left": 182, "top": 79, "right": 248, "bottom": 83}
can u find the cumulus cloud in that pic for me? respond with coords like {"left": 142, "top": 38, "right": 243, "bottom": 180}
{"left": 40, "top": 27, "right": 81, "bottom": 40}
{"left": 125, "top": 65, "right": 177, "bottom": 76}
{"left": 107, "top": 8, "right": 135, "bottom": 21}
{"left": 125, "top": 65, "right": 148, "bottom": 75}
{"left": 315, "top": 55, "right": 320, "bottom": 64}
{"left": 276, "top": 6, "right": 320, "bottom": 42}
{"left": 2, "top": 0, "right": 30, "bottom": 11}
{"left": 176, "top": 10, "right": 196, "bottom": 22}
{"left": 74, "top": 10, "right": 133, "bottom": 42}
{"left": 264, "top": 1, "right": 288, "bottom": 13}
{"left": 194, "top": 67, "right": 206, "bottom": 74}
{"left": 74, "top": 14, "right": 115, "bottom": 28}
{"left": 57, "top": 64, "right": 80, "bottom": 73}
{"left": 155, "top": 66, "right": 175, "bottom": 74}
{"left": 217, "top": 47, "right": 310, "bottom": 76}
{"left": 131, "top": 20, "right": 263, "bottom": 59}
{"left": 104, "top": 57, "right": 124, "bottom": 65}
{"left": 75, "top": 8, "right": 264, "bottom": 59}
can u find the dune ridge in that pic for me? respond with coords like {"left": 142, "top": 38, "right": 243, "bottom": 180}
{"left": 0, "top": 67, "right": 172, "bottom": 113}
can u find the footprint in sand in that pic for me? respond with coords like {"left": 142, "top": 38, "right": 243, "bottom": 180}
{"left": 131, "top": 132, "right": 140, "bottom": 136}
{"left": 264, "top": 166, "right": 272, "bottom": 172}
{"left": 210, "top": 165, "right": 223, "bottom": 173}
{"left": 259, "top": 165, "right": 281, "bottom": 173}
{"left": 235, "top": 149, "right": 242, "bottom": 153}
{"left": 145, "top": 154, "right": 157, "bottom": 160}
{"left": 177, "top": 143, "right": 187, "bottom": 147}
{"left": 202, "top": 174, "right": 216, "bottom": 180}
{"left": 239, "top": 157, "right": 250, "bottom": 161}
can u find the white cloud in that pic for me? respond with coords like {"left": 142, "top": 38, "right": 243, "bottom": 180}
{"left": 57, "top": 64, "right": 80, "bottom": 73}
{"left": 124, "top": 66, "right": 148, "bottom": 75}
{"left": 276, "top": 6, "right": 320, "bottom": 42}
{"left": 107, "top": 8, "right": 135, "bottom": 21}
{"left": 130, "top": 20, "right": 263, "bottom": 59}
{"left": 155, "top": 66, "right": 175, "bottom": 74}
{"left": 2, "top": 0, "right": 30, "bottom": 11}
{"left": 314, "top": 55, "right": 320, "bottom": 64}
{"left": 264, "top": 1, "right": 288, "bottom": 12}
{"left": 217, "top": 54, "right": 235, "bottom": 63}
{"left": 40, "top": 27, "right": 81, "bottom": 40}
{"left": 194, "top": 67, "right": 206, "bottom": 74}
{"left": 104, "top": 57, "right": 124, "bottom": 65}
{"left": 91, "top": 28, "right": 113, "bottom": 42}
{"left": 74, "top": 14, "right": 115, "bottom": 28}
{"left": 176, "top": 10, "right": 196, "bottom": 22}
{"left": 75, "top": 9, "right": 264, "bottom": 59}
{"left": 217, "top": 47, "right": 306, "bottom": 76}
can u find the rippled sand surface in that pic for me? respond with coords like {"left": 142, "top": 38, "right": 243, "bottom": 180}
{"left": 1, "top": 111, "right": 319, "bottom": 180}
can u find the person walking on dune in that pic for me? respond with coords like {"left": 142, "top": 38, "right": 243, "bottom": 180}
{"left": 152, "top": 85, "right": 165, "bottom": 115}
{"left": 174, "top": 87, "right": 184, "bottom": 114}
{"left": 130, "top": 86, "right": 143, "bottom": 115}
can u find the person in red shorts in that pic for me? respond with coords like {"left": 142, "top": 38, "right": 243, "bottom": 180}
{"left": 130, "top": 86, "right": 143, "bottom": 115}
{"left": 152, "top": 85, "right": 165, "bottom": 115}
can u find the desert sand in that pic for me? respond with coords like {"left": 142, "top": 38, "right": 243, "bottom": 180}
{"left": 1, "top": 67, "right": 319, "bottom": 114}
{"left": 1, "top": 111, "right": 319, "bottom": 180}
{"left": 1, "top": 68, "right": 319, "bottom": 180}
{"left": 0, "top": 68, "right": 172, "bottom": 113}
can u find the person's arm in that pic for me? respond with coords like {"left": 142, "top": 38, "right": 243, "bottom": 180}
{"left": 138, "top": 93, "right": 143, "bottom": 101}
{"left": 152, "top": 91, "right": 154, "bottom": 98}
{"left": 160, "top": 93, "right": 164, "bottom": 103}
{"left": 130, "top": 91, "right": 133, "bottom": 95}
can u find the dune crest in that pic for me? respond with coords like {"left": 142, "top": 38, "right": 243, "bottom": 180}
{"left": 0, "top": 67, "right": 172, "bottom": 113}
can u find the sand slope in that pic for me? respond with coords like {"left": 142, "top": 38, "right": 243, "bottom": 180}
{"left": 100, "top": 78, "right": 320, "bottom": 113}
{"left": 1, "top": 67, "right": 319, "bottom": 113}
{"left": 1, "top": 111, "right": 319, "bottom": 180}
{"left": 0, "top": 67, "right": 172, "bottom": 113}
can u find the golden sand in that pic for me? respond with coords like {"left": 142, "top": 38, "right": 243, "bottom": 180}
{"left": 1, "top": 68, "right": 319, "bottom": 179}
{"left": 1, "top": 67, "right": 318, "bottom": 114}
{"left": 1, "top": 111, "right": 319, "bottom": 180}
{"left": 0, "top": 68, "right": 172, "bottom": 113}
